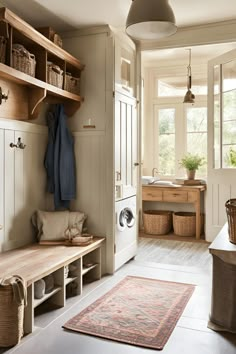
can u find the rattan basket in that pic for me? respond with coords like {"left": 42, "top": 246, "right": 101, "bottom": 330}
{"left": 12, "top": 44, "right": 36, "bottom": 77}
{"left": 225, "top": 199, "right": 236, "bottom": 244}
{"left": 173, "top": 212, "right": 203, "bottom": 237}
{"left": 47, "top": 62, "right": 63, "bottom": 89}
{"left": 143, "top": 210, "right": 172, "bottom": 235}
{"left": 0, "top": 275, "right": 27, "bottom": 347}
{"left": 64, "top": 72, "right": 80, "bottom": 95}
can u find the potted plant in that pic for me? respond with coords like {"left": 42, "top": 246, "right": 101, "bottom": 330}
{"left": 179, "top": 153, "right": 205, "bottom": 179}
{"left": 226, "top": 147, "right": 236, "bottom": 167}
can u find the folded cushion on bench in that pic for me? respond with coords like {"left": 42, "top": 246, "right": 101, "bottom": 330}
{"left": 31, "top": 210, "right": 86, "bottom": 241}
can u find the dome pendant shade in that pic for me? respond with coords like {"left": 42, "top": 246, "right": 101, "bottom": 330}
{"left": 126, "top": 0, "right": 177, "bottom": 41}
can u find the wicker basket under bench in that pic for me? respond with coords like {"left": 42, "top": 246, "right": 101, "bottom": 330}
{"left": 0, "top": 237, "right": 104, "bottom": 335}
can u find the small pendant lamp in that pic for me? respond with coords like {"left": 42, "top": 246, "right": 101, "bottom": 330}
{"left": 126, "top": 0, "right": 177, "bottom": 41}
{"left": 183, "top": 49, "right": 195, "bottom": 104}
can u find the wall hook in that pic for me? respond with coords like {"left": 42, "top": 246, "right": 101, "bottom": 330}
{"left": 10, "top": 137, "right": 26, "bottom": 149}
{"left": 0, "top": 87, "right": 9, "bottom": 105}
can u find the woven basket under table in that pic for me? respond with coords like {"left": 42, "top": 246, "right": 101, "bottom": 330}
{"left": 143, "top": 210, "right": 172, "bottom": 235}
{"left": 173, "top": 212, "right": 203, "bottom": 237}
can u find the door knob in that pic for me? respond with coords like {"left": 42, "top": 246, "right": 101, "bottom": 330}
{"left": 0, "top": 225, "right": 3, "bottom": 230}
{"left": 134, "top": 162, "right": 140, "bottom": 166}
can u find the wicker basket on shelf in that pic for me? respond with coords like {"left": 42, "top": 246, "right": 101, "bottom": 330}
{"left": 225, "top": 199, "right": 236, "bottom": 244}
{"left": 47, "top": 62, "right": 63, "bottom": 89}
{"left": 64, "top": 72, "right": 80, "bottom": 95}
{"left": 0, "top": 275, "right": 27, "bottom": 347}
{"left": 12, "top": 44, "right": 36, "bottom": 77}
{"left": 173, "top": 212, "right": 203, "bottom": 237}
{"left": 143, "top": 210, "right": 172, "bottom": 235}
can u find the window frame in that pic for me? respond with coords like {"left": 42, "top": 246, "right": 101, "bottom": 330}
{"left": 153, "top": 99, "right": 208, "bottom": 179}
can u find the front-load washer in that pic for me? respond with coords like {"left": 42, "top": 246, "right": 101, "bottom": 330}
{"left": 115, "top": 195, "right": 137, "bottom": 271}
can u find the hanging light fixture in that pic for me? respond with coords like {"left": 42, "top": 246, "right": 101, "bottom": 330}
{"left": 183, "top": 49, "right": 195, "bottom": 104}
{"left": 126, "top": 0, "right": 177, "bottom": 41}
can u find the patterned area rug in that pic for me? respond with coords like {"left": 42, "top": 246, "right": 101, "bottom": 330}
{"left": 63, "top": 276, "right": 195, "bottom": 350}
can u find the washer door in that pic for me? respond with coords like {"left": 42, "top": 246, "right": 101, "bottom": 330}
{"left": 118, "top": 207, "right": 135, "bottom": 231}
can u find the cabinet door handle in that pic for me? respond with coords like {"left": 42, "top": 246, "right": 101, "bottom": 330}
{"left": 116, "top": 171, "right": 121, "bottom": 181}
{"left": 134, "top": 162, "right": 140, "bottom": 166}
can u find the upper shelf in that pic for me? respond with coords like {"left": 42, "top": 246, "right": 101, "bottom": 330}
{"left": 0, "top": 7, "right": 84, "bottom": 71}
{"left": 0, "top": 7, "right": 85, "bottom": 120}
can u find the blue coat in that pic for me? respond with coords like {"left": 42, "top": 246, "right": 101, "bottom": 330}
{"left": 44, "top": 104, "right": 76, "bottom": 210}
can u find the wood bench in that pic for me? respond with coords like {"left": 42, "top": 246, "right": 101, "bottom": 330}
{"left": 0, "top": 237, "right": 105, "bottom": 334}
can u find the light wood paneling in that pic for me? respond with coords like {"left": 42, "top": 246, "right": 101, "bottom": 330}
{"left": 0, "top": 78, "right": 28, "bottom": 120}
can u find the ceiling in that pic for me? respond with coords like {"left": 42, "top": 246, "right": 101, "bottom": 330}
{"left": 0, "top": 0, "right": 236, "bottom": 32}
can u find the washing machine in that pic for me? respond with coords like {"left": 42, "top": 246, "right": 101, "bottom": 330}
{"left": 115, "top": 195, "right": 137, "bottom": 271}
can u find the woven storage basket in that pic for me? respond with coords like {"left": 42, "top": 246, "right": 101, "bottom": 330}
{"left": 143, "top": 210, "right": 172, "bottom": 235}
{"left": 65, "top": 73, "right": 80, "bottom": 95}
{"left": 12, "top": 44, "right": 36, "bottom": 77}
{"left": 47, "top": 62, "right": 63, "bottom": 89}
{"left": 0, "top": 275, "right": 27, "bottom": 347}
{"left": 225, "top": 199, "right": 236, "bottom": 244}
{"left": 0, "top": 36, "right": 6, "bottom": 64}
{"left": 173, "top": 212, "right": 203, "bottom": 237}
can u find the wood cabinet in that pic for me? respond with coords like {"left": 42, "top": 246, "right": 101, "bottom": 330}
{"left": 0, "top": 7, "right": 84, "bottom": 120}
{"left": 142, "top": 185, "right": 206, "bottom": 240}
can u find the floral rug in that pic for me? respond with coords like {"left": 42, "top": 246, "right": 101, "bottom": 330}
{"left": 63, "top": 276, "right": 195, "bottom": 350}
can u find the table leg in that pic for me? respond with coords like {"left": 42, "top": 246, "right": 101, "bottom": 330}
{"left": 195, "top": 192, "right": 201, "bottom": 240}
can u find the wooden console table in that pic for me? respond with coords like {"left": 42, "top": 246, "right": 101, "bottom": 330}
{"left": 142, "top": 184, "right": 206, "bottom": 239}
{"left": 208, "top": 224, "right": 236, "bottom": 332}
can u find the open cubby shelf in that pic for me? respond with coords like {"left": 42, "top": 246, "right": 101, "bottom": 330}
{"left": 0, "top": 7, "right": 84, "bottom": 119}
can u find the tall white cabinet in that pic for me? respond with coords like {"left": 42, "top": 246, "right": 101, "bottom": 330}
{"left": 63, "top": 26, "right": 139, "bottom": 273}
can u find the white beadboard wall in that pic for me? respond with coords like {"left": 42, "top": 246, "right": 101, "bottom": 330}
{"left": 0, "top": 119, "right": 48, "bottom": 251}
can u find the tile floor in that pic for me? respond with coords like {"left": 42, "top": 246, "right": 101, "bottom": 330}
{"left": 1, "top": 239, "right": 236, "bottom": 354}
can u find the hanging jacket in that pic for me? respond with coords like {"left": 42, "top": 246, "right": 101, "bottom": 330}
{"left": 44, "top": 104, "right": 76, "bottom": 210}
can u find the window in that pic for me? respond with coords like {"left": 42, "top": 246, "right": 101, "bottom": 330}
{"left": 186, "top": 107, "right": 207, "bottom": 176}
{"left": 154, "top": 103, "right": 207, "bottom": 178}
{"left": 158, "top": 109, "right": 175, "bottom": 175}
{"left": 214, "top": 60, "right": 236, "bottom": 168}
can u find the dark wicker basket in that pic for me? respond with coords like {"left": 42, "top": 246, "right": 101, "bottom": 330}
{"left": 225, "top": 199, "right": 236, "bottom": 244}
{"left": 143, "top": 210, "right": 172, "bottom": 235}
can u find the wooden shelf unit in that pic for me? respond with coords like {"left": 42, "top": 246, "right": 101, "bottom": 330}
{"left": 0, "top": 237, "right": 104, "bottom": 334}
{"left": 0, "top": 7, "right": 84, "bottom": 119}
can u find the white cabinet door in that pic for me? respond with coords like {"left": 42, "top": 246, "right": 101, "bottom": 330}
{"left": 206, "top": 48, "right": 236, "bottom": 242}
{"left": 115, "top": 92, "right": 138, "bottom": 199}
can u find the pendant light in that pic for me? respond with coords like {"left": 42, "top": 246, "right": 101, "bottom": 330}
{"left": 183, "top": 49, "right": 195, "bottom": 104}
{"left": 126, "top": 0, "right": 177, "bottom": 41}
